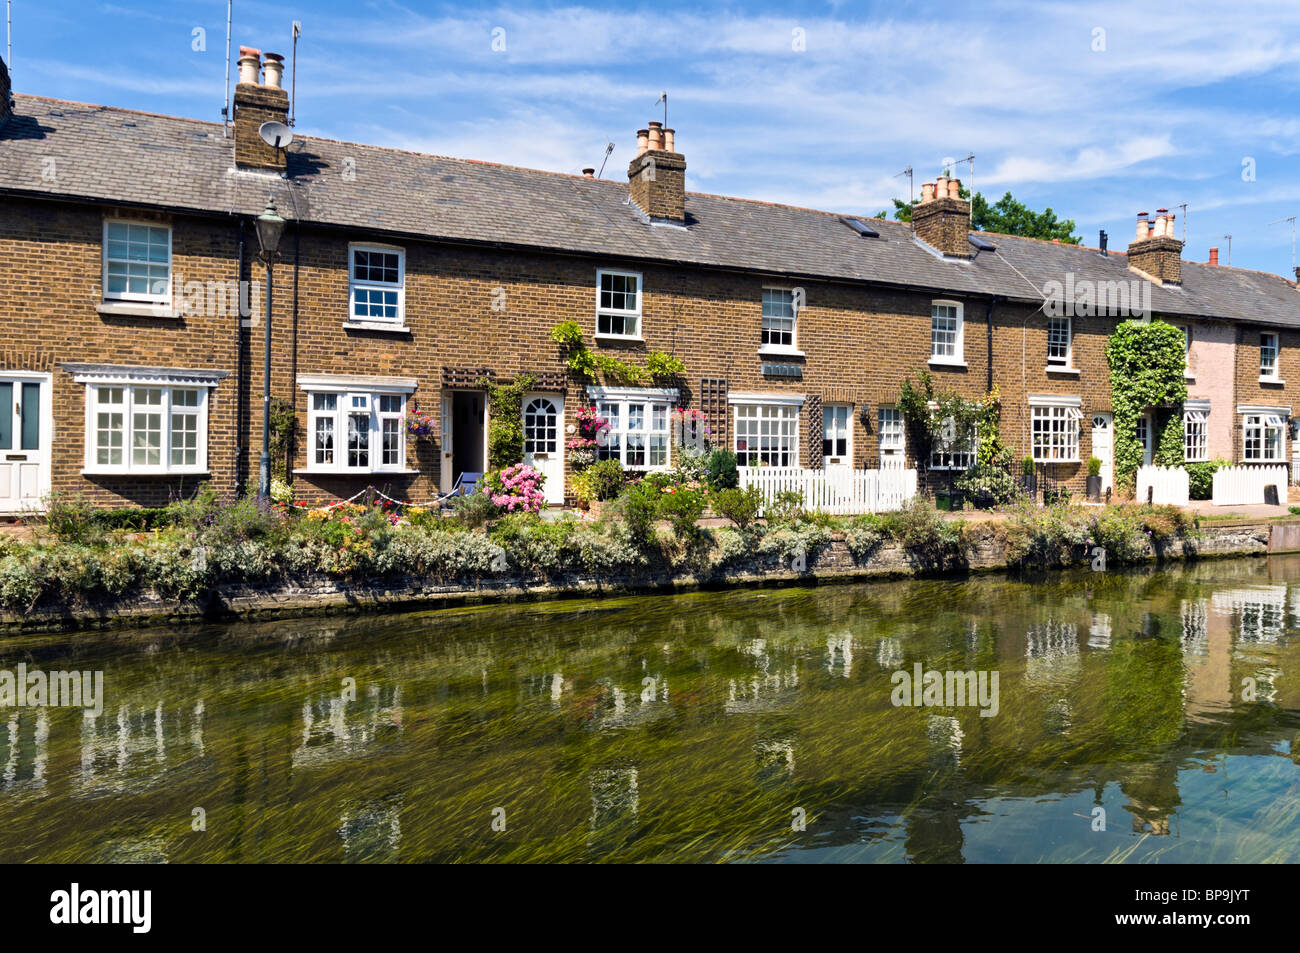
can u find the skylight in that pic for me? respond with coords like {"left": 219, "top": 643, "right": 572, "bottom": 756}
{"left": 839, "top": 217, "right": 879, "bottom": 238}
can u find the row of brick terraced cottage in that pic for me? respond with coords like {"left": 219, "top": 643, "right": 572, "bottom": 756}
{"left": 3, "top": 47, "right": 1300, "bottom": 513}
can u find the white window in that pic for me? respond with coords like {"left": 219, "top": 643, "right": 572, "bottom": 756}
{"left": 87, "top": 385, "right": 206, "bottom": 474}
{"left": 301, "top": 377, "right": 413, "bottom": 473}
{"left": 1047, "top": 316, "right": 1071, "bottom": 366}
{"left": 103, "top": 220, "right": 171, "bottom": 303}
{"left": 1243, "top": 413, "right": 1285, "bottom": 462}
{"left": 878, "top": 407, "right": 904, "bottom": 455}
{"left": 595, "top": 395, "right": 671, "bottom": 469}
{"left": 349, "top": 246, "right": 405, "bottom": 325}
{"left": 1031, "top": 404, "right": 1082, "bottom": 462}
{"left": 596, "top": 270, "right": 641, "bottom": 338}
{"left": 1260, "top": 333, "right": 1280, "bottom": 380}
{"left": 930, "top": 301, "right": 963, "bottom": 364}
{"left": 761, "top": 288, "right": 797, "bottom": 350}
{"left": 930, "top": 418, "right": 976, "bottom": 470}
{"left": 1184, "top": 409, "right": 1208, "bottom": 462}
{"left": 822, "top": 404, "right": 851, "bottom": 463}
{"left": 734, "top": 402, "right": 799, "bottom": 467}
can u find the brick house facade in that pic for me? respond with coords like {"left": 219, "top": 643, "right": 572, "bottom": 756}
{"left": 4, "top": 50, "right": 1300, "bottom": 513}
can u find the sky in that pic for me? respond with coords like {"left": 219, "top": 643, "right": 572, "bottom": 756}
{"left": 7, "top": 0, "right": 1300, "bottom": 276}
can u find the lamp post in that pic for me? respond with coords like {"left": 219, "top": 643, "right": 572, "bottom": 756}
{"left": 254, "top": 196, "right": 285, "bottom": 501}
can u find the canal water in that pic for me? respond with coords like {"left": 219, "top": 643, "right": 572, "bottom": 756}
{"left": 1, "top": 556, "right": 1298, "bottom": 864}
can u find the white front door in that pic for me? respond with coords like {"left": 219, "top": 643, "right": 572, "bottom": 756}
{"left": 822, "top": 404, "right": 851, "bottom": 469}
{"left": 878, "top": 407, "right": 904, "bottom": 468}
{"left": 1091, "top": 413, "right": 1113, "bottom": 492}
{"left": 0, "top": 375, "right": 51, "bottom": 514}
{"left": 522, "top": 394, "right": 564, "bottom": 505}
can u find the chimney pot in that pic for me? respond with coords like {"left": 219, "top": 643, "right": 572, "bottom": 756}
{"left": 582, "top": 168, "right": 595, "bottom": 179}
{"left": 237, "top": 48, "right": 261, "bottom": 86}
{"left": 663, "top": 128, "right": 675, "bottom": 152}
{"left": 636, "top": 129, "right": 649, "bottom": 156}
{"left": 647, "top": 121, "right": 663, "bottom": 151}
{"left": 262, "top": 52, "right": 285, "bottom": 89}
{"left": 1209, "top": 247, "right": 1219, "bottom": 265}
{"left": 921, "top": 182, "right": 935, "bottom": 203}
{"left": 947, "top": 178, "right": 961, "bottom": 200}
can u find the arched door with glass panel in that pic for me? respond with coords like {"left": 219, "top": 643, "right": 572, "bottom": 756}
{"left": 522, "top": 395, "right": 564, "bottom": 505}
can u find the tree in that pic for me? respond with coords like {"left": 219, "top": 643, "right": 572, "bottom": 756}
{"left": 883, "top": 187, "right": 1079, "bottom": 244}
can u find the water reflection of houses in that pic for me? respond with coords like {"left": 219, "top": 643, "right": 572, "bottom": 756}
{"left": 338, "top": 795, "right": 403, "bottom": 863}
{"left": 589, "top": 766, "right": 639, "bottom": 840}
{"left": 587, "top": 676, "right": 672, "bottom": 730}
{"left": 0, "top": 709, "right": 48, "bottom": 798}
{"left": 1212, "top": 586, "right": 1288, "bottom": 643}
{"left": 1024, "top": 621, "right": 1080, "bottom": 685}
{"left": 826, "top": 633, "right": 853, "bottom": 678}
{"left": 77, "top": 700, "right": 207, "bottom": 798}
{"left": 292, "top": 684, "right": 403, "bottom": 769}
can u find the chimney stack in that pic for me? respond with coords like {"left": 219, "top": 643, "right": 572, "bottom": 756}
{"left": 627, "top": 120, "right": 687, "bottom": 225}
{"left": 912, "top": 176, "right": 972, "bottom": 258}
{"left": 0, "top": 54, "right": 11, "bottom": 128}
{"left": 1127, "top": 208, "right": 1184, "bottom": 284}
{"left": 232, "top": 45, "right": 290, "bottom": 172}
{"left": 1208, "top": 247, "right": 1219, "bottom": 266}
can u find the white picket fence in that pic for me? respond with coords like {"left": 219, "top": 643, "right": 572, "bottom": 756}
{"left": 1136, "top": 465, "right": 1189, "bottom": 506}
{"left": 740, "top": 466, "right": 918, "bottom": 515}
{"left": 1211, "top": 465, "right": 1288, "bottom": 506}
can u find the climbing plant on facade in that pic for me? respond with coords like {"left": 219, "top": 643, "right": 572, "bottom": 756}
{"left": 897, "top": 372, "right": 1004, "bottom": 476}
{"left": 1105, "top": 320, "right": 1188, "bottom": 486}
{"left": 480, "top": 373, "right": 536, "bottom": 470}
{"left": 550, "top": 321, "right": 685, "bottom": 385}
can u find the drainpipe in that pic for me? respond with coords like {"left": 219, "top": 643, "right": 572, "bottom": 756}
{"left": 291, "top": 217, "right": 301, "bottom": 475}
{"left": 235, "top": 218, "right": 246, "bottom": 496}
{"left": 985, "top": 296, "right": 998, "bottom": 394}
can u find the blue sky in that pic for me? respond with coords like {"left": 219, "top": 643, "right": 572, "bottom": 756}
{"left": 9, "top": 0, "right": 1300, "bottom": 276}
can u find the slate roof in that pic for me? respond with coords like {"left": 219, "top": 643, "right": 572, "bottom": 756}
{"left": 5, "top": 92, "right": 1300, "bottom": 327}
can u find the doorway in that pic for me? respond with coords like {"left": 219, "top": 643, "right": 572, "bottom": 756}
{"left": 0, "top": 373, "right": 51, "bottom": 514}
{"left": 441, "top": 390, "right": 486, "bottom": 494}
{"left": 1091, "top": 413, "right": 1113, "bottom": 493}
{"left": 522, "top": 393, "right": 564, "bottom": 505}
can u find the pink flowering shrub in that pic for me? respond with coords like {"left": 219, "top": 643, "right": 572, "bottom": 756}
{"left": 481, "top": 463, "right": 548, "bottom": 513}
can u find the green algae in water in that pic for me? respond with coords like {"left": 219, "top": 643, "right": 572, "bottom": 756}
{"left": 0, "top": 556, "right": 1299, "bottom": 863}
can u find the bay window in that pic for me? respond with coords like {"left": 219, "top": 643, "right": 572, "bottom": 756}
{"left": 1030, "top": 397, "right": 1082, "bottom": 462}
{"left": 1243, "top": 413, "right": 1285, "bottom": 462}
{"left": 299, "top": 374, "right": 415, "bottom": 474}
{"left": 69, "top": 363, "right": 223, "bottom": 475}
{"left": 590, "top": 387, "right": 674, "bottom": 469}
{"left": 732, "top": 398, "right": 800, "bottom": 467}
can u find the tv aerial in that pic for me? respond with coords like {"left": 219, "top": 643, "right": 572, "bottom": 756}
{"left": 259, "top": 121, "right": 294, "bottom": 150}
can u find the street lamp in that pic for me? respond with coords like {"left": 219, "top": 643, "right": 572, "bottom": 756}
{"left": 254, "top": 195, "right": 285, "bottom": 501}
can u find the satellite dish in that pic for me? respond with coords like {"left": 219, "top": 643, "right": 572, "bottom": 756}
{"left": 259, "top": 121, "right": 294, "bottom": 149}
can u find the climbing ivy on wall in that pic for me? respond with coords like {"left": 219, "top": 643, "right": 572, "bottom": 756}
{"left": 1105, "top": 320, "right": 1188, "bottom": 486}
{"left": 550, "top": 321, "right": 685, "bottom": 385}
{"left": 897, "top": 372, "right": 1004, "bottom": 474}
{"left": 480, "top": 373, "right": 536, "bottom": 471}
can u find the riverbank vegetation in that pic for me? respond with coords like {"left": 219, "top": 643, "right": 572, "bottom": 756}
{"left": 0, "top": 478, "right": 1205, "bottom": 614}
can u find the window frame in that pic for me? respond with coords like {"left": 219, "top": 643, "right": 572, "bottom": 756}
{"left": 1260, "top": 332, "right": 1280, "bottom": 381}
{"left": 878, "top": 406, "right": 905, "bottom": 456}
{"left": 592, "top": 392, "right": 673, "bottom": 471}
{"left": 1243, "top": 413, "right": 1285, "bottom": 463}
{"left": 82, "top": 383, "right": 209, "bottom": 476}
{"left": 300, "top": 377, "right": 414, "bottom": 475}
{"left": 347, "top": 244, "right": 406, "bottom": 327}
{"left": 1029, "top": 400, "right": 1083, "bottom": 463}
{"left": 1047, "top": 315, "right": 1072, "bottom": 367}
{"left": 821, "top": 403, "right": 852, "bottom": 464}
{"left": 1184, "top": 407, "right": 1209, "bottom": 463}
{"left": 760, "top": 286, "right": 801, "bottom": 355}
{"left": 731, "top": 398, "right": 801, "bottom": 468}
{"left": 595, "top": 269, "right": 643, "bottom": 340}
{"left": 929, "top": 417, "right": 977, "bottom": 470}
{"left": 102, "top": 219, "right": 172, "bottom": 305}
{"left": 929, "top": 300, "right": 965, "bottom": 366}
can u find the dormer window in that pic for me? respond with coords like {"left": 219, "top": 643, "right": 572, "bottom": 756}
{"left": 596, "top": 270, "right": 641, "bottom": 338}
